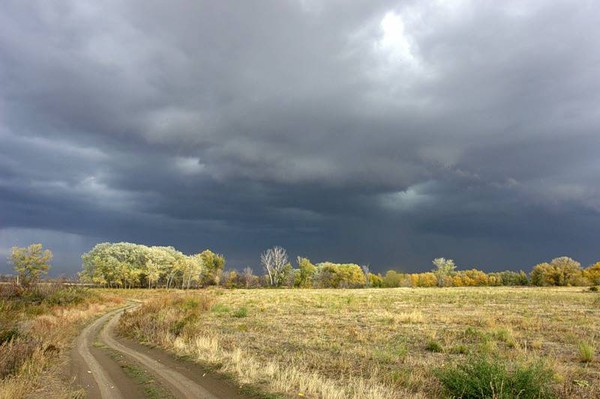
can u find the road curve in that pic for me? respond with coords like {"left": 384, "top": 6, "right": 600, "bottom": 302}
{"left": 100, "top": 308, "right": 219, "bottom": 399}
{"left": 73, "top": 307, "right": 127, "bottom": 399}
{"left": 73, "top": 304, "right": 246, "bottom": 399}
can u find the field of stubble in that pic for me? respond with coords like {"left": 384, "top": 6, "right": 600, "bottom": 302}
{"left": 119, "top": 287, "right": 600, "bottom": 399}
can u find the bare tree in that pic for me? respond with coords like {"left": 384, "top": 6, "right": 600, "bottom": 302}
{"left": 261, "top": 246, "right": 289, "bottom": 287}
{"left": 242, "top": 267, "right": 255, "bottom": 288}
{"left": 361, "top": 264, "right": 370, "bottom": 288}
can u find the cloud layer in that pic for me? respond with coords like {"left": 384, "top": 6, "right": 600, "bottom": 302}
{"left": 2, "top": 0, "right": 600, "bottom": 274}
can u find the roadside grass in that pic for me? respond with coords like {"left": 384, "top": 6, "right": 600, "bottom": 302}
{"left": 0, "top": 284, "right": 124, "bottom": 399}
{"left": 118, "top": 287, "right": 600, "bottom": 398}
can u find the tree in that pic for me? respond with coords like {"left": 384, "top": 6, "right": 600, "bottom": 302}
{"left": 531, "top": 256, "right": 583, "bottom": 286}
{"left": 552, "top": 256, "right": 583, "bottom": 285}
{"left": 177, "top": 255, "right": 203, "bottom": 289}
{"left": 295, "top": 257, "right": 316, "bottom": 288}
{"left": 199, "top": 250, "right": 225, "bottom": 286}
{"left": 242, "top": 267, "right": 258, "bottom": 288}
{"left": 361, "top": 265, "right": 371, "bottom": 287}
{"left": 432, "top": 258, "right": 456, "bottom": 287}
{"left": 382, "top": 270, "right": 405, "bottom": 287}
{"left": 314, "top": 262, "right": 366, "bottom": 288}
{"left": 9, "top": 243, "right": 53, "bottom": 288}
{"left": 261, "top": 246, "right": 289, "bottom": 287}
{"left": 368, "top": 273, "right": 384, "bottom": 287}
{"left": 583, "top": 262, "right": 600, "bottom": 285}
{"left": 531, "top": 262, "right": 554, "bottom": 286}
{"left": 222, "top": 270, "right": 240, "bottom": 288}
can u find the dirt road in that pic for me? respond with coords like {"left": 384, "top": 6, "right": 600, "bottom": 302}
{"left": 71, "top": 305, "right": 248, "bottom": 399}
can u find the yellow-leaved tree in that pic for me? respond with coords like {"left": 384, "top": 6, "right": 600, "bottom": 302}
{"left": 9, "top": 243, "right": 53, "bottom": 288}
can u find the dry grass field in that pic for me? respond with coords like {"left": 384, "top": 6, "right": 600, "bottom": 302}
{"left": 119, "top": 287, "right": 599, "bottom": 399}
{"left": 0, "top": 284, "right": 124, "bottom": 399}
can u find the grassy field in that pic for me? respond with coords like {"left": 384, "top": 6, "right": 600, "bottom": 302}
{"left": 118, "top": 287, "right": 599, "bottom": 399}
{"left": 0, "top": 284, "right": 124, "bottom": 399}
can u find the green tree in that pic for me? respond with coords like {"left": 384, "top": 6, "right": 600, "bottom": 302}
{"left": 583, "top": 262, "right": 600, "bottom": 285}
{"left": 10, "top": 243, "right": 53, "bottom": 288}
{"left": 382, "top": 270, "right": 405, "bottom": 287}
{"left": 314, "top": 262, "right": 366, "bottom": 288}
{"left": 368, "top": 273, "right": 384, "bottom": 287}
{"left": 432, "top": 258, "right": 456, "bottom": 287}
{"left": 199, "top": 249, "right": 225, "bottom": 286}
{"left": 295, "top": 257, "right": 316, "bottom": 288}
{"left": 531, "top": 256, "right": 583, "bottom": 286}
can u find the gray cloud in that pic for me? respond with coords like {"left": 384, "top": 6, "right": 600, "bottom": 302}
{"left": 1, "top": 0, "right": 600, "bottom": 274}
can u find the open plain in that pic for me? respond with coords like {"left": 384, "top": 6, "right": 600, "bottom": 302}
{"left": 117, "top": 287, "right": 600, "bottom": 399}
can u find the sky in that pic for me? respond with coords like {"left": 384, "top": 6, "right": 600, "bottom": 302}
{"left": 1, "top": 0, "right": 600, "bottom": 276}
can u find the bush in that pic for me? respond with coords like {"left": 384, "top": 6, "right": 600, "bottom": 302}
{"left": 43, "top": 286, "right": 90, "bottom": 306}
{"left": 435, "top": 356, "right": 555, "bottom": 399}
{"left": 0, "top": 283, "right": 91, "bottom": 306}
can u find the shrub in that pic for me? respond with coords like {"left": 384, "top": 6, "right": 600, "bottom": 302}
{"left": 435, "top": 356, "right": 555, "bottom": 399}
{"left": 43, "top": 286, "right": 90, "bottom": 306}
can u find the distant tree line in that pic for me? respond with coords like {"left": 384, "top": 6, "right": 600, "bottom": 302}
{"left": 76, "top": 243, "right": 600, "bottom": 289}
{"left": 217, "top": 249, "right": 600, "bottom": 289}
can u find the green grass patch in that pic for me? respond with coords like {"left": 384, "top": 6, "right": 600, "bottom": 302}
{"left": 108, "top": 350, "right": 174, "bottom": 399}
{"left": 435, "top": 356, "right": 556, "bottom": 399}
{"left": 211, "top": 303, "right": 231, "bottom": 314}
{"left": 232, "top": 307, "right": 248, "bottom": 318}
{"left": 426, "top": 340, "right": 444, "bottom": 353}
{"left": 578, "top": 341, "right": 595, "bottom": 363}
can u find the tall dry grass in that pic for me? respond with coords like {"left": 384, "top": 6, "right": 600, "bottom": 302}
{"left": 0, "top": 284, "right": 123, "bottom": 398}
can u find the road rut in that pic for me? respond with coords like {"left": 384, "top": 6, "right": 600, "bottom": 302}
{"left": 72, "top": 305, "right": 248, "bottom": 399}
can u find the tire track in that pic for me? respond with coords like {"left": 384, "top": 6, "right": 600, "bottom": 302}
{"left": 73, "top": 305, "right": 245, "bottom": 399}
{"left": 73, "top": 307, "right": 127, "bottom": 399}
{"left": 100, "top": 308, "right": 219, "bottom": 399}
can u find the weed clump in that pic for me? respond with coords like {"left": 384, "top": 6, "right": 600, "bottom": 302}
{"left": 435, "top": 356, "right": 556, "bottom": 399}
{"left": 232, "top": 307, "right": 248, "bottom": 318}
{"left": 0, "top": 328, "right": 19, "bottom": 345}
{"left": 0, "top": 337, "right": 39, "bottom": 379}
{"left": 577, "top": 341, "right": 595, "bottom": 363}
{"left": 426, "top": 340, "right": 444, "bottom": 353}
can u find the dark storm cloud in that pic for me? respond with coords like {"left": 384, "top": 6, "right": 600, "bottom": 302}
{"left": 2, "top": 0, "right": 600, "bottom": 274}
